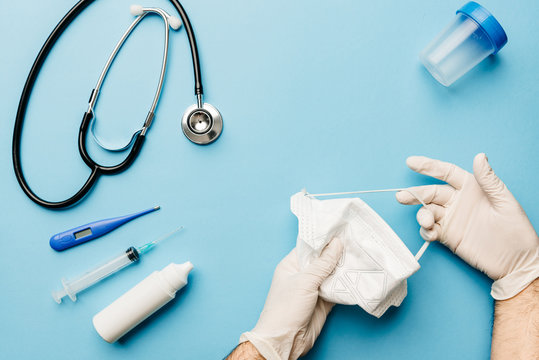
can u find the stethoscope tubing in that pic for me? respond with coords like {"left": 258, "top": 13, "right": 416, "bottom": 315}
{"left": 12, "top": 0, "right": 202, "bottom": 209}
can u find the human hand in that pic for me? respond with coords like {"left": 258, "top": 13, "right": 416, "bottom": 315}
{"left": 396, "top": 153, "right": 539, "bottom": 300}
{"left": 239, "top": 238, "right": 343, "bottom": 360}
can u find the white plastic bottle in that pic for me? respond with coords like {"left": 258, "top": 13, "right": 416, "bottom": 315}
{"left": 93, "top": 261, "right": 193, "bottom": 343}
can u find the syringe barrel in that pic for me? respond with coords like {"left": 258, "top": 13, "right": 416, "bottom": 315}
{"left": 63, "top": 247, "right": 139, "bottom": 301}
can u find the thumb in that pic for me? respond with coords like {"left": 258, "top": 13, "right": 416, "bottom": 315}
{"left": 303, "top": 237, "right": 344, "bottom": 288}
{"left": 473, "top": 153, "right": 506, "bottom": 205}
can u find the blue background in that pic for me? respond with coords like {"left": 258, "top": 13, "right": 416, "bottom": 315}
{"left": 1, "top": 0, "right": 537, "bottom": 359}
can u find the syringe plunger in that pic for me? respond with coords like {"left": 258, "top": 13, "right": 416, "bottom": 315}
{"left": 52, "top": 247, "right": 139, "bottom": 303}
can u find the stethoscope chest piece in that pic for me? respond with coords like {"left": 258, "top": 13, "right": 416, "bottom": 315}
{"left": 181, "top": 103, "right": 223, "bottom": 145}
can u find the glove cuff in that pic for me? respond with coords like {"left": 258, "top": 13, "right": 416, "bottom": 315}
{"left": 491, "top": 261, "right": 539, "bottom": 300}
{"left": 240, "top": 332, "right": 283, "bottom": 360}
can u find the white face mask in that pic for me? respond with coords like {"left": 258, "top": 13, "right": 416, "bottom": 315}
{"left": 291, "top": 189, "right": 427, "bottom": 318}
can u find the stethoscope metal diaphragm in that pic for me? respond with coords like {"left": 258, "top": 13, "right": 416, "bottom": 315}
{"left": 181, "top": 102, "right": 223, "bottom": 145}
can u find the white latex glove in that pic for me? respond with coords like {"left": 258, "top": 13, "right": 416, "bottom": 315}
{"left": 396, "top": 153, "right": 539, "bottom": 300}
{"left": 240, "top": 238, "right": 344, "bottom": 360}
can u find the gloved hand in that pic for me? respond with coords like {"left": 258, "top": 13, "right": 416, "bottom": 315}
{"left": 240, "top": 238, "right": 344, "bottom": 360}
{"left": 396, "top": 153, "right": 539, "bottom": 300}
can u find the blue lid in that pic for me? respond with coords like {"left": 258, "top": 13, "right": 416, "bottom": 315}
{"left": 457, "top": 1, "right": 507, "bottom": 53}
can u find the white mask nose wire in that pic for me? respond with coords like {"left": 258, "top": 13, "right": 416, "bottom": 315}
{"left": 306, "top": 188, "right": 430, "bottom": 261}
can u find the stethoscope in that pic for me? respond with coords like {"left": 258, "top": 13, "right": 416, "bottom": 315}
{"left": 12, "top": 0, "right": 223, "bottom": 209}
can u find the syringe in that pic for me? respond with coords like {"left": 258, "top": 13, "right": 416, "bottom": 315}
{"left": 52, "top": 226, "right": 183, "bottom": 303}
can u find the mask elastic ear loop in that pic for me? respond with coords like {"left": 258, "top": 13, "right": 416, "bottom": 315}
{"left": 306, "top": 188, "right": 430, "bottom": 261}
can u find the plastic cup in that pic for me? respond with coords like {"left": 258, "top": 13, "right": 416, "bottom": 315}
{"left": 420, "top": 2, "right": 507, "bottom": 86}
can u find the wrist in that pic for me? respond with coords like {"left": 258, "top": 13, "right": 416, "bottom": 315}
{"left": 495, "top": 277, "right": 538, "bottom": 308}
{"left": 491, "top": 278, "right": 539, "bottom": 360}
{"left": 491, "top": 254, "right": 539, "bottom": 300}
{"left": 226, "top": 341, "right": 266, "bottom": 360}
{"left": 239, "top": 332, "right": 287, "bottom": 360}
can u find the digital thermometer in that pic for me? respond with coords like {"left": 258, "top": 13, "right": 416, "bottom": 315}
{"left": 49, "top": 206, "right": 160, "bottom": 251}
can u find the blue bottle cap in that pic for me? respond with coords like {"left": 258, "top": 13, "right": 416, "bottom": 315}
{"left": 457, "top": 2, "right": 507, "bottom": 54}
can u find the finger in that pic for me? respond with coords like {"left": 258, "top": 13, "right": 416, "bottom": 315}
{"left": 416, "top": 207, "right": 434, "bottom": 229}
{"left": 419, "top": 223, "right": 442, "bottom": 241}
{"left": 303, "top": 237, "right": 344, "bottom": 288}
{"left": 406, "top": 156, "right": 468, "bottom": 189}
{"left": 417, "top": 205, "right": 445, "bottom": 229}
{"left": 473, "top": 153, "right": 507, "bottom": 206}
{"left": 396, "top": 185, "right": 455, "bottom": 206}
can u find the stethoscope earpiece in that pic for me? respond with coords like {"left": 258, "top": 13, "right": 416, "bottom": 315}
{"left": 167, "top": 15, "right": 182, "bottom": 30}
{"left": 181, "top": 102, "right": 223, "bottom": 145}
{"left": 130, "top": 4, "right": 144, "bottom": 16}
{"left": 130, "top": 4, "right": 181, "bottom": 30}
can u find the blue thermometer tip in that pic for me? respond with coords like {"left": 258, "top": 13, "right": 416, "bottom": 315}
{"left": 49, "top": 206, "right": 160, "bottom": 251}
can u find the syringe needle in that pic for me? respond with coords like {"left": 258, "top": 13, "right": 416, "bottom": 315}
{"left": 153, "top": 226, "right": 184, "bottom": 245}
{"left": 137, "top": 226, "right": 184, "bottom": 254}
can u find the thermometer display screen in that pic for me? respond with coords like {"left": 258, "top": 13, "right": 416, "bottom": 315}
{"left": 74, "top": 228, "right": 93, "bottom": 239}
